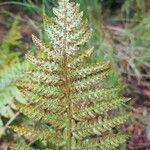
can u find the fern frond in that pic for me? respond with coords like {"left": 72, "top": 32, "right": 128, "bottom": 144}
{"left": 67, "top": 48, "right": 94, "bottom": 70}
{"left": 10, "top": 0, "right": 130, "bottom": 149}
{"left": 10, "top": 125, "right": 64, "bottom": 144}
{"left": 0, "top": 20, "right": 26, "bottom": 132}
{"left": 11, "top": 143, "right": 34, "bottom": 150}
{"left": 73, "top": 98, "right": 129, "bottom": 121}
{"left": 72, "top": 87, "right": 121, "bottom": 104}
{"left": 1, "top": 19, "right": 21, "bottom": 51}
{"left": 16, "top": 80, "right": 62, "bottom": 99}
{"left": 27, "top": 69, "right": 62, "bottom": 86}
{"left": 73, "top": 113, "right": 130, "bottom": 138}
{"left": 77, "top": 132, "right": 128, "bottom": 150}
{"left": 70, "top": 61, "right": 111, "bottom": 82}
{"left": 71, "top": 70, "right": 110, "bottom": 92}
{"left": 25, "top": 54, "right": 60, "bottom": 74}
{"left": 21, "top": 90, "right": 64, "bottom": 110}
{"left": 14, "top": 101, "right": 65, "bottom": 128}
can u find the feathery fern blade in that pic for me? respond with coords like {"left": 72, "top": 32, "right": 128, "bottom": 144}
{"left": 77, "top": 132, "right": 128, "bottom": 150}
{"left": 73, "top": 98, "right": 129, "bottom": 120}
{"left": 71, "top": 61, "right": 111, "bottom": 82}
{"left": 31, "top": 34, "right": 55, "bottom": 62}
{"left": 25, "top": 54, "right": 60, "bottom": 74}
{"left": 73, "top": 113, "right": 130, "bottom": 138}
{"left": 21, "top": 90, "right": 65, "bottom": 111}
{"left": 10, "top": 0, "right": 130, "bottom": 149}
{"left": 16, "top": 80, "right": 63, "bottom": 99}
{"left": 67, "top": 48, "right": 93, "bottom": 70}
{"left": 27, "top": 69, "right": 63, "bottom": 86}
{"left": 11, "top": 143, "right": 34, "bottom": 150}
{"left": 71, "top": 70, "right": 110, "bottom": 92}
{"left": 9, "top": 125, "right": 64, "bottom": 145}
{"left": 72, "top": 87, "right": 121, "bottom": 104}
{"left": 15, "top": 101, "right": 65, "bottom": 128}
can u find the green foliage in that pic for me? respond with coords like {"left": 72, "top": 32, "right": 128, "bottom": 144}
{"left": 10, "top": 0, "right": 129, "bottom": 149}
{"left": 0, "top": 20, "right": 20, "bottom": 69}
{"left": 11, "top": 142, "right": 34, "bottom": 150}
{"left": 0, "top": 0, "right": 56, "bottom": 16}
{"left": 81, "top": 0, "right": 149, "bottom": 85}
{"left": 130, "top": 14, "right": 150, "bottom": 77}
{"left": 122, "top": 0, "right": 145, "bottom": 17}
{"left": 110, "top": 12, "right": 150, "bottom": 81}
{"left": 0, "top": 20, "right": 26, "bottom": 131}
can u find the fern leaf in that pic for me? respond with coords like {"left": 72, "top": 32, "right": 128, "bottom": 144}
{"left": 10, "top": 125, "right": 64, "bottom": 145}
{"left": 73, "top": 113, "right": 130, "bottom": 138}
{"left": 68, "top": 48, "right": 94, "bottom": 70}
{"left": 25, "top": 54, "right": 60, "bottom": 74}
{"left": 0, "top": 20, "right": 26, "bottom": 133}
{"left": 10, "top": 0, "right": 130, "bottom": 149}
{"left": 21, "top": 90, "right": 64, "bottom": 111}
{"left": 11, "top": 143, "right": 34, "bottom": 150}
{"left": 16, "top": 80, "right": 62, "bottom": 99}
{"left": 77, "top": 132, "right": 128, "bottom": 150}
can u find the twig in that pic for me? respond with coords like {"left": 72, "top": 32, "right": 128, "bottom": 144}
{"left": 0, "top": 111, "right": 20, "bottom": 136}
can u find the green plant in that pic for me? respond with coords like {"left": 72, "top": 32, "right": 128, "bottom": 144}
{"left": 121, "top": 0, "right": 145, "bottom": 18}
{"left": 0, "top": 0, "right": 56, "bottom": 15}
{"left": 0, "top": 20, "right": 29, "bottom": 136}
{"left": 0, "top": 20, "right": 26, "bottom": 135}
{"left": 10, "top": 0, "right": 130, "bottom": 149}
{"left": 108, "top": 13, "right": 150, "bottom": 82}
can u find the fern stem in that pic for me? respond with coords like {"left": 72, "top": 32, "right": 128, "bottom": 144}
{"left": 67, "top": 104, "right": 72, "bottom": 150}
{"left": 63, "top": 53, "right": 72, "bottom": 150}
{"left": 63, "top": 1, "right": 72, "bottom": 149}
{"left": 56, "top": 145, "right": 59, "bottom": 150}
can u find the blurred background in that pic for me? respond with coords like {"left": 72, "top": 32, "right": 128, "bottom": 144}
{"left": 0, "top": 0, "right": 150, "bottom": 149}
